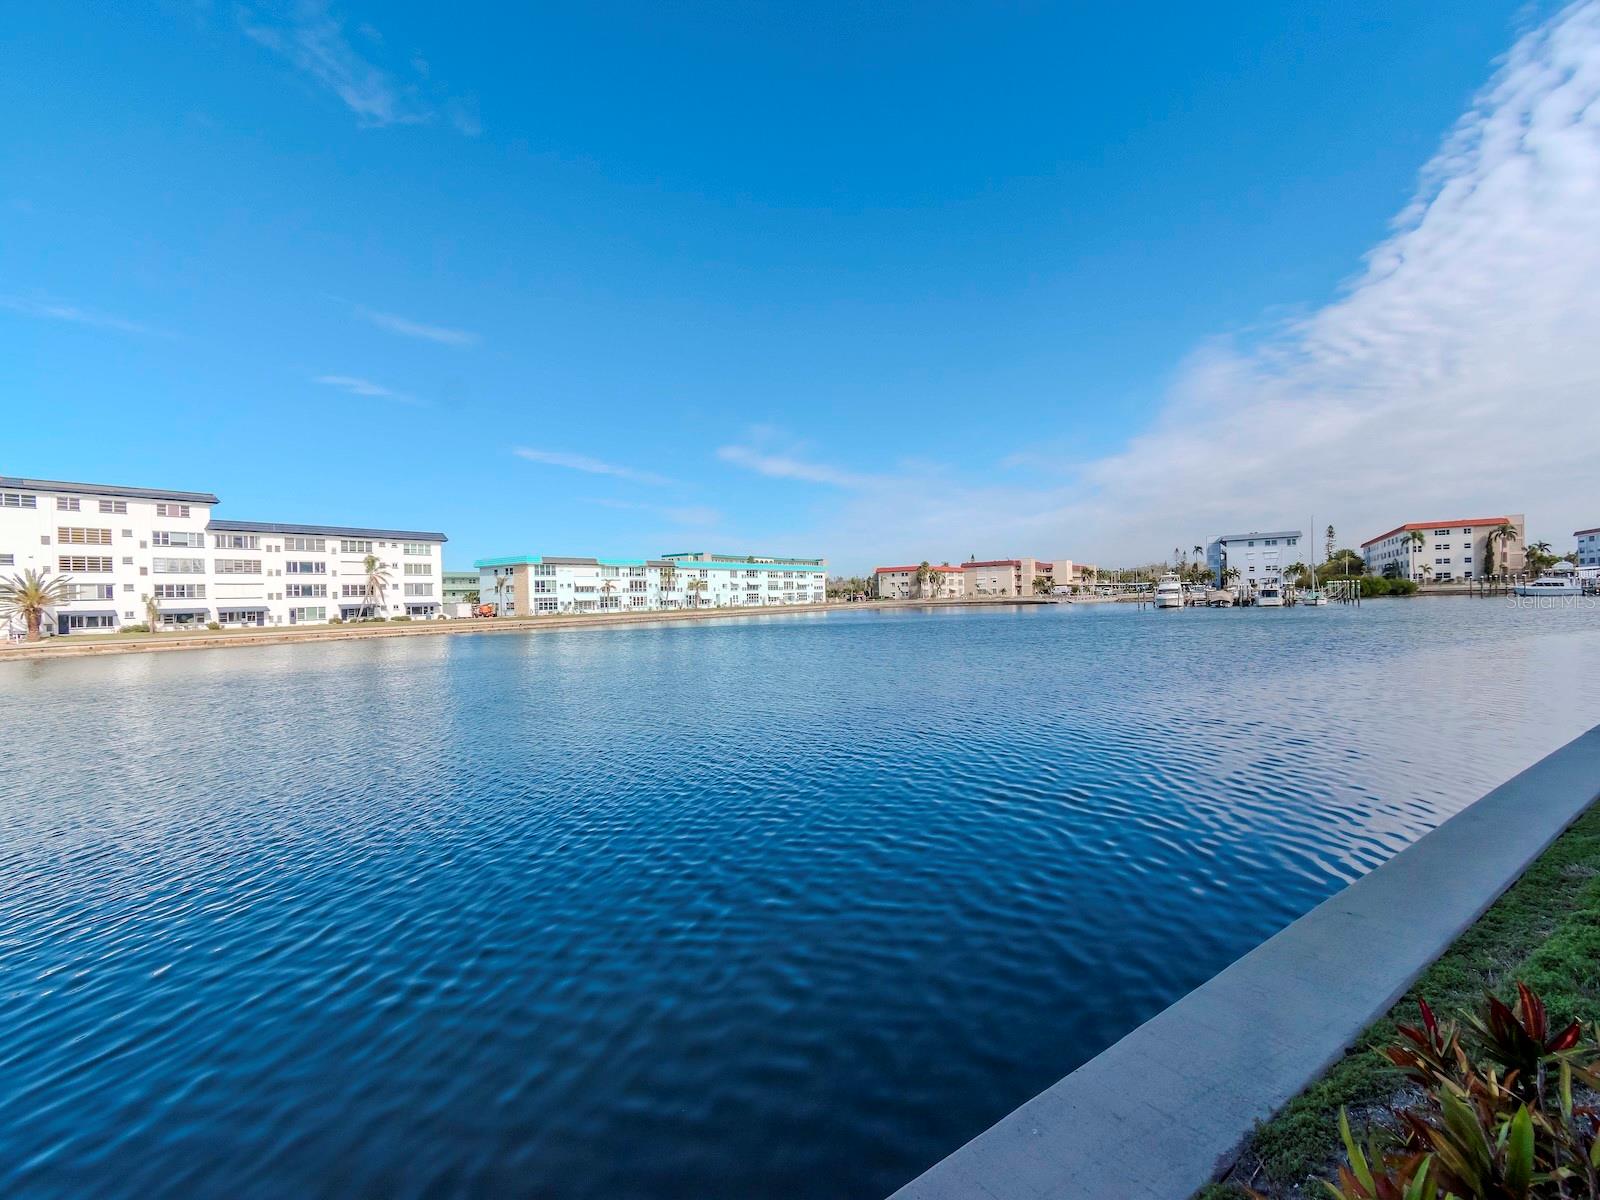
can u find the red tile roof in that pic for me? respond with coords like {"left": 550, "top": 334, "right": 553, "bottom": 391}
{"left": 1360, "top": 518, "right": 1514, "bottom": 548}
{"left": 873, "top": 564, "right": 962, "bottom": 574}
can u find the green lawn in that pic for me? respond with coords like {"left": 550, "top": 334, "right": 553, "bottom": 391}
{"left": 1198, "top": 800, "right": 1600, "bottom": 1198}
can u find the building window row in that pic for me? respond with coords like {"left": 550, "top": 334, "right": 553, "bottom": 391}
{"left": 215, "top": 558, "right": 263, "bottom": 575}
{"left": 152, "top": 557, "right": 205, "bottom": 574}
{"left": 155, "top": 503, "right": 191, "bottom": 518}
{"left": 57, "top": 526, "right": 112, "bottom": 545}
{"left": 153, "top": 584, "right": 206, "bottom": 599}
{"left": 59, "top": 555, "right": 114, "bottom": 572}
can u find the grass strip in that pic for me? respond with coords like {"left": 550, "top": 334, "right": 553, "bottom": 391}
{"left": 1197, "top": 799, "right": 1600, "bottom": 1199}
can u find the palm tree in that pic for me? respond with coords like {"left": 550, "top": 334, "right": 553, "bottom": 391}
{"left": 659, "top": 562, "right": 677, "bottom": 605}
{"left": 0, "top": 568, "right": 73, "bottom": 641}
{"left": 1487, "top": 522, "right": 1519, "bottom": 580}
{"left": 914, "top": 560, "right": 934, "bottom": 599}
{"left": 686, "top": 578, "right": 707, "bottom": 608}
{"left": 143, "top": 592, "right": 162, "bottom": 634}
{"left": 1325, "top": 525, "right": 1336, "bottom": 565}
{"left": 600, "top": 578, "right": 618, "bottom": 609}
{"left": 1405, "top": 529, "right": 1427, "bottom": 580}
{"left": 1285, "top": 561, "right": 1309, "bottom": 588}
{"left": 1223, "top": 566, "right": 1240, "bottom": 588}
{"left": 363, "top": 553, "right": 392, "bottom": 619}
{"left": 1031, "top": 575, "right": 1052, "bottom": 595}
{"left": 492, "top": 575, "right": 507, "bottom": 615}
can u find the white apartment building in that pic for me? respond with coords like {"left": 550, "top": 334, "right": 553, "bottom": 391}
{"left": 1576, "top": 527, "right": 1600, "bottom": 569}
{"left": 1205, "top": 530, "right": 1303, "bottom": 586}
{"left": 874, "top": 564, "right": 966, "bottom": 599}
{"left": 0, "top": 476, "right": 446, "bottom": 635}
{"left": 476, "top": 550, "right": 828, "bottom": 616}
{"left": 1361, "top": 515, "right": 1524, "bottom": 581}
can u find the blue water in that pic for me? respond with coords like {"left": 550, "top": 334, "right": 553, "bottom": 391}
{"left": 3, "top": 598, "right": 1600, "bottom": 1199}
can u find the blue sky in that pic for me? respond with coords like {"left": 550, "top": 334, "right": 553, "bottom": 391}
{"left": 5, "top": 1, "right": 1598, "bottom": 572}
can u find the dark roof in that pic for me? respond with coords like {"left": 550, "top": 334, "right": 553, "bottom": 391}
{"left": 208, "top": 519, "right": 447, "bottom": 542}
{"left": 0, "top": 476, "right": 220, "bottom": 504}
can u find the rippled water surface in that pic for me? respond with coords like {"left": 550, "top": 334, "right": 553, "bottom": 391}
{"left": 4, "top": 598, "right": 1600, "bottom": 1198}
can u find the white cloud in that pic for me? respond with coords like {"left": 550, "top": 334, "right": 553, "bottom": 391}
{"left": 513, "top": 447, "right": 675, "bottom": 486}
{"left": 773, "top": 2, "right": 1600, "bottom": 573}
{"left": 239, "top": 2, "right": 479, "bottom": 134}
{"left": 715, "top": 440, "right": 872, "bottom": 488}
{"left": 356, "top": 306, "right": 480, "bottom": 346}
{"left": 0, "top": 295, "right": 166, "bottom": 337}
{"left": 313, "top": 374, "right": 425, "bottom": 405}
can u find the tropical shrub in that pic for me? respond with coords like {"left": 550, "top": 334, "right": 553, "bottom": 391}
{"left": 122, "top": 622, "right": 150, "bottom": 633}
{"left": 1312, "top": 985, "right": 1599, "bottom": 1199}
{"left": 1357, "top": 575, "right": 1419, "bottom": 597}
{"left": 206, "top": 621, "right": 221, "bottom": 630}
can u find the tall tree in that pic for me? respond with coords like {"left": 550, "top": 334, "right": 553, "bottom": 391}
{"left": 363, "top": 553, "right": 392, "bottom": 619}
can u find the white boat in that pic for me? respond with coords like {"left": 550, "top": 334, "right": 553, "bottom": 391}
{"left": 1302, "top": 588, "right": 1330, "bottom": 606}
{"left": 1153, "top": 573, "right": 1185, "bottom": 609}
{"left": 1256, "top": 582, "right": 1284, "bottom": 608}
{"left": 1514, "top": 573, "right": 1581, "bottom": 597}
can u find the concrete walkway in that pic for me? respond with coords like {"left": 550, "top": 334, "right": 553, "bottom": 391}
{"left": 890, "top": 724, "right": 1600, "bottom": 1200}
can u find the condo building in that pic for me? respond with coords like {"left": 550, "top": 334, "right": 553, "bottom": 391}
{"left": 1204, "top": 530, "right": 1303, "bottom": 587}
{"left": 0, "top": 476, "right": 446, "bottom": 635}
{"left": 475, "top": 550, "right": 828, "bottom": 616}
{"left": 1361, "top": 515, "right": 1525, "bottom": 581}
{"left": 962, "top": 557, "right": 1089, "bottom": 596}
{"left": 1577, "top": 527, "right": 1600, "bottom": 569}
{"left": 874, "top": 564, "right": 966, "bottom": 599}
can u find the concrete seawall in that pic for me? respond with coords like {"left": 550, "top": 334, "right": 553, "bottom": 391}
{"left": 0, "top": 597, "right": 1062, "bottom": 663}
{"left": 890, "top": 723, "right": 1600, "bottom": 1200}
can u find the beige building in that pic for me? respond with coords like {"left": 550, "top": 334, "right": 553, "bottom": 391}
{"left": 1361, "top": 515, "right": 1525, "bottom": 581}
{"left": 962, "top": 557, "right": 1094, "bottom": 596}
{"left": 874, "top": 564, "right": 966, "bottom": 599}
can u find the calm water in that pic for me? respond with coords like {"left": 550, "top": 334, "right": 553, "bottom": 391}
{"left": 4, "top": 598, "right": 1600, "bottom": 1198}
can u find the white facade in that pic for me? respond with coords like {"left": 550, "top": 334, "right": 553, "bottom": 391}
{"left": 1577, "top": 527, "right": 1599, "bottom": 569}
{"left": 0, "top": 477, "right": 446, "bottom": 636}
{"left": 1205, "top": 530, "right": 1303, "bottom": 587}
{"left": 1361, "top": 515, "right": 1524, "bottom": 581}
{"left": 477, "top": 552, "right": 828, "bottom": 616}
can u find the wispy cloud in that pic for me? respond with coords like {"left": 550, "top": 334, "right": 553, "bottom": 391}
{"left": 0, "top": 295, "right": 167, "bottom": 337}
{"left": 238, "top": 1, "right": 479, "bottom": 134}
{"left": 313, "top": 374, "right": 425, "bottom": 406}
{"left": 356, "top": 306, "right": 480, "bottom": 346}
{"left": 715, "top": 436, "right": 872, "bottom": 489}
{"left": 513, "top": 447, "right": 675, "bottom": 486}
{"left": 774, "top": 2, "right": 1600, "bottom": 572}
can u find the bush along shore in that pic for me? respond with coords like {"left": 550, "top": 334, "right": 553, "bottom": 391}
{"left": 1197, "top": 801, "right": 1600, "bottom": 1199}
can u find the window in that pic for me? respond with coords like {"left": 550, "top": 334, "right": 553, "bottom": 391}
{"left": 340, "top": 539, "right": 373, "bottom": 554}
{"left": 98, "top": 499, "right": 127, "bottom": 514}
{"left": 217, "top": 609, "right": 262, "bottom": 624}
{"left": 285, "top": 561, "right": 326, "bottom": 575}
{"left": 153, "top": 584, "right": 206, "bottom": 599}
{"left": 283, "top": 536, "right": 325, "bottom": 552}
{"left": 70, "top": 583, "right": 116, "bottom": 600}
{"left": 403, "top": 582, "right": 433, "bottom": 596}
{"left": 402, "top": 542, "right": 432, "bottom": 556}
{"left": 341, "top": 584, "right": 374, "bottom": 598}
{"left": 58, "top": 555, "right": 114, "bottom": 572}
{"left": 2, "top": 492, "right": 37, "bottom": 508}
{"left": 151, "top": 530, "right": 205, "bottom": 547}
{"left": 532, "top": 563, "right": 555, "bottom": 577}
{"left": 152, "top": 557, "right": 205, "bottom": 574}
{"left": 214, "top": 533, "right": 260, "bottom": 550}
{"left": 214, "top": 559, "right": 262, "bottom": 575}
{"left": 0, "top": 554, "right": 11, "bottom": 567}
{"left": 58, "top": 524, "right": 113, "bottom": 544}
{"left": 63, "top": 613, "right": 116, "bottom": 631}
{"left": 288, "top": 606, "right": 327, "bottom": 623}
{"left": 155, "top": 503, "right": 192, "bottom": 518}
{"left": 1433, "top": 529, "right": 1451, "bottom": 536}
{"left": 403, "top": 563, "right": 432, "bottom": 576}
{"left": 56, "top": 496, "right": 80, "bottom": 511}
{"left": 285, "top": 583, "right": 328, "bottom": 598}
